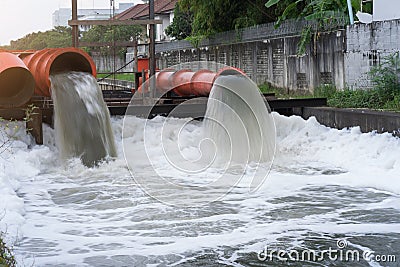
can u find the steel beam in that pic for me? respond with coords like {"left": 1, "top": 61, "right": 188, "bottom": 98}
{"left": 107, "top": 98, "right": 328, "bottom": 117}
{"left": 148, "top": 0, "right": 156, "bottom": 99}
{"left": 71, "top": 0, "right": 79, "bottom": 47}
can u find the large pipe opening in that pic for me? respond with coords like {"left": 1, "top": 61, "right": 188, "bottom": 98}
{"left": 22, "top": 48, "right": 96, "bottom": 97}
{"left": 0, "top": 52, "right": 35, "bottom": 108}
{"left": 50, "top": 52, "right": 94, "bottom": 74}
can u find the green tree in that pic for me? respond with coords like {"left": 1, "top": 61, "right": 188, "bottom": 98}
{"left": 178, "top": 0, "right": 280, "bottom": 39}
{"left": 265, "top": 0, "right": 360, "bottom": 54}
{"left": 265, "top": 0, "right": 357, "bottom": 27}
{"left": 165, "top": 3, "right": 193, "bottom": 40}
{"left": 7, "top": 26, "right": 71, "bottom": 50}
{"left": 81, "top": 25, "right": 144, "bottom": 56}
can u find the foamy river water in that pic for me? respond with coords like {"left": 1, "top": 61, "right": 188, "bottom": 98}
{"left": 1, "top": 114, "right": 399, "bottom": 266}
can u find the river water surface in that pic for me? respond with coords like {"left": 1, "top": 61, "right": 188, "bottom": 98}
{"left": 0, "top": 113, "right": 395, "bottom": 266}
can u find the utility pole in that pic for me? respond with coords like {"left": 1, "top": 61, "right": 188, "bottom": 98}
{"left": 68, "top": 0, "right": 161, "bottom": 94}
{"left": 149, "top": 0, "right": 156, "bottom": 99}
{"left": 72, "top": 0, "right": 79, "bottom": 47}
{"left": 346, "top": 0, "right": 354, "bottom": 24}
{"left": 133, "top": 38, "right": 138, "bottom": 72}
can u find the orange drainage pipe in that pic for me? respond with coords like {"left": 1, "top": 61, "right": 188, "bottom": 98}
{"left": 19, "top": 48, "right": 96, "bottom": 97}
{"left": 0, "top": 52, "right": 35, "bottom": 108}
{"left": 138, "top": 67, "right": 245, "bottom": 97}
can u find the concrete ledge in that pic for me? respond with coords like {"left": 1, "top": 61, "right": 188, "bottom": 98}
{"left": 294, "top": 107, "right": 400, "bottom": 136}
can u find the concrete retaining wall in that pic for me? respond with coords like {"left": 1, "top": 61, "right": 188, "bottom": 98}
{"left": 345, "top": 20, "right": 400, "bottom": 89}
{"left": 160, "top": 34, "right": 345, "bottom": 92}
{"left": 91, "top": 53, "right": 127, "bottom": 73}
{"left": 156, "top": 21, "right": 346, "bottom": 92}
{"left": 294, "top": 107, "right": 400, "bottom": 136}
{"left": 155, "top": 19, "right": 400, "bottom": 92}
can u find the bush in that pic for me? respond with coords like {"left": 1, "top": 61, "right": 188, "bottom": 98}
{"left": 369, "top": 52, "right": 400, "bottom": 101}
{"left": 313, "top": 52, "right": 400, "bottom": 111}
{"left": 313, "top": 84, "right": 337, "bottom": 99}
{"left": 0, "top": 234, "right": 16, "bottom": 267}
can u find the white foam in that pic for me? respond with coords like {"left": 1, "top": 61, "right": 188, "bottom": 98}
{"left": 0, "top": 112, "right": 399, "bottom": 265}
{"left": 273, "top": 113, "right": 400, "bottom": 194}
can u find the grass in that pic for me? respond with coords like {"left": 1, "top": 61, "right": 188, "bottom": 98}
{"left": 258, "top": 83, "right": 313, "bottom": 99}
{"left": 0, "top": 234, "right": 16, "bottom": 267}
{"left": 259, "top": 82, "right": 400, "bottom": 112}
{"left": 315, "top": 85, "right": 400, "bottom": 111}
{"left": 258, "top": 83, "right": 400, "bottom": 112}
{"left": 315, "top": 53, "right": 400, "bottom": 111}
{"left": 259, "top": 53, "right": 400, "bottom": 112}
{"left": 97, "top": 73, "right": 135, "bottom": 82}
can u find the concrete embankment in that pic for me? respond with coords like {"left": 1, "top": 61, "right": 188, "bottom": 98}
{"left": 293, "top": 107, "right": 400, "bottom": 136}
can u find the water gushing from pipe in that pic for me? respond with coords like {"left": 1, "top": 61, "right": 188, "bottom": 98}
{"left": 50, "top": 71, "right": 116, "bottom": 166}
{"left": 203, "top": 69, "right": 276, "bottom": 165}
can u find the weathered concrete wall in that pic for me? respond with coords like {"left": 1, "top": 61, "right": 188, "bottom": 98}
{"left": 156, "top": 21, "right": 346, "bottom": 92}
{"left": 294, "top": 107, "right": 400, "bottom": 136}
{"left": 156, "top": 19, "right": 400, "bottom": 92}
{"left": 91, "top": 53, "right": 127, "bottom": 73}
{"left": 345, "top": 20, "right": 400, "bottom": 89}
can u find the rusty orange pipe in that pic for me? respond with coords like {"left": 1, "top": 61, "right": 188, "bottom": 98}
{"left": 19, "top": 48, "right": 96, "bottom": 97}
{"left": 190, "top": 69, "right": 216, "bottom": 96}
{"left": 171, "top": 69, "right": 196, "bottom": 96}
{"left": 0, "top": 52, "right": 35, "bottom": 108}
{"left": 156, "top": 70, "right": 174, "bottom": 91}
{"left": 138, "top": 67, "right": 244, "bottom": 97}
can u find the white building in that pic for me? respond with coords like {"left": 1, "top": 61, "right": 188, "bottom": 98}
{"left": 373, "top": 0, "right": 400, "bottom": 21}
{"left": 115, "top": 0, "right": 177, "bottom": 42}
{"left": 52, "top": 3, "right": 134, "bottom": 30}
{"left": 115, "top": 0, "right": 177, "bottom": 67}
{"left": 155, "top": 11, "right": 174, "bottom": 41}
{"left": 78, "top": 13, "right": 114, "bottom": 32}
{"left": 52, "top": 8, "right": 72, "bottom": 27}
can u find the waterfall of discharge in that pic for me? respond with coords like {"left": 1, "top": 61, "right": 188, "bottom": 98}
{"left": 50, "top": 71, "right": 117, "bottom": 166}
{"left": 203, "top": 69, "right": 276, "bottom": 165}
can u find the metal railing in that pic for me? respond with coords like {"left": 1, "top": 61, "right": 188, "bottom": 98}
{"left": 98, "top": 78, "right": 135, "bottom": 91}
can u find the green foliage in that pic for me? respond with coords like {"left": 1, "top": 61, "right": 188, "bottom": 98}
{"left": 315, "top": 87, "right": 399, "bottom": 110}
{"left": 258, "top": 83, "right": 289, "bottom": 97}
{"left": 266, "top": 0, "right": 279, "bottom": 8}
{"left": 81, "top": 25, "right": 144, "bottom": 57}
{"left": 297, "top": 25, "right": 313, "bottom": 55}
{"left": 313, "top": 53, "right": 400, "bottom": 111}
{"left": 262, "top": 53, "right": 400, "bottom": 111}
{"left": 165, "top": 4, "right": 193, "bottom": 40}
{"left": 0, "top": 234, "right": 16, "bottom": 267}
{"left": 97, "top": 73, "right": 135, "bottom": 82}
{"left": 6, "top": 26, "right": 71, "bottom": 50}
{"left": 178, "top": 0, "right": 278, "bottom": 41}
{"left": 361, "top": 0, "right": 372, "bottom": 13}
{"left": 179, "top": 0, "right": 236, "bottom": 37}
{"left": 185, "top": 35, "right": 206, "bottom": 48}
{"left": 265, "top": 0, "right": 352, "bottom": 55}
{"left": 266, "top": 0, "right": 350, "bottom": 26}
{"left": 313, "top": 84, "right": 337, "bottom": 98}
{"left": 259, "top": 83, "right": 313, "bottom": 98}
{"left": 325, "top": 88, "right": 386, "bottom": 109}
{"left": 369, "top": 52, "right": 400, "bottom": 101}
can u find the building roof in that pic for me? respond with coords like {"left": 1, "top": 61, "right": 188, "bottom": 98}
{"left": 115, "top": 3, "right": 148, "bottom": 20}
{"left": 114, "top": 0, "right": 177, "bottom": 20}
